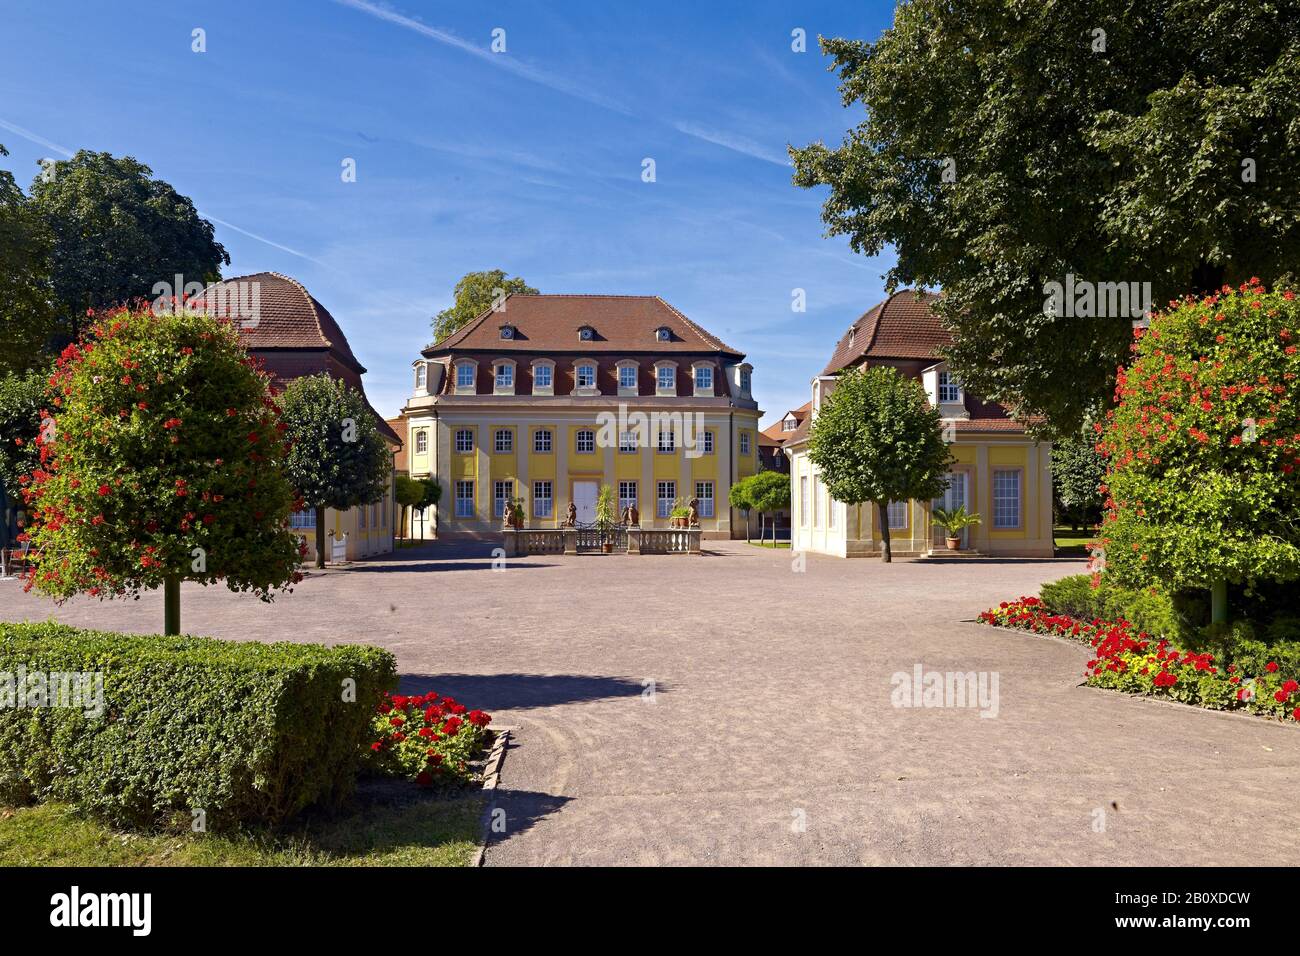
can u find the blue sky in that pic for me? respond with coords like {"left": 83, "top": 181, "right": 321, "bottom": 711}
{"left": 0, "top": 0, "right": 898, "bottom": 424}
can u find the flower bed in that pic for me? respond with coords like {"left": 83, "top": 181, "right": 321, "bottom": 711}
{"left": 981, "top": 598, "right": 1300, "bottom": 722}
{"left": 365, "top": 691, "right": 493, "bottom": 788}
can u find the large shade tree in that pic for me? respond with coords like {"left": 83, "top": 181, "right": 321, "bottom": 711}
{"left": 808, "top": 366, "right": 953, "bottom": 562}
{"left": 1099, "top": 280, "right": 1300, "bottom": 623}
{"left": 0, "top": 143, "right": 56, "bottom": 374}
{"left": 792, "top": 0, "right": 1300, "bottom": 437}
{"left": 28, "top": 150, "right": 229, "bottom": 341}
{"left": 21, "top": 307, "right": 302, "bottom": 634}
{"left": 432, "top": 270, "right": 537, "bottom": 343}
{"left": 278, "top": 374, "right": 392, "bottom": 568}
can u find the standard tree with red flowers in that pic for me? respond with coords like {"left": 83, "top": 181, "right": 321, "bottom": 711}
{"left": 21, "top": 305, "right": 303, "bottom": 634}
{"left": 1099, "top": 280, "right": 1300, "bottom": 623}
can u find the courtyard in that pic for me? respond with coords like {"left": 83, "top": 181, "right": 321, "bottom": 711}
{"left": 2, "top": 540, "right": 1297, "bottom": 866}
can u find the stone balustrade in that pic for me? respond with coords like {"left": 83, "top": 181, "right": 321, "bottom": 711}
{"left": 502, "top": 526, "right": 701, "bottom": 557}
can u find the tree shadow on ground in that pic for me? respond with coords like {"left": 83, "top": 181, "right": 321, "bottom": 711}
{"left": 339, "top": 560, "right": 557, "bottom": 573}
{"left": 484, "top": 786, "right": 573, "bottom": 854}
{"left": 399, "top": 673, "right": 657, "bottom": 710}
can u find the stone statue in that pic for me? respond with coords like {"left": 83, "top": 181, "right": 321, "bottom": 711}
{"left": 565, "top": 501, "right": 577, "bottom": 527}
{"left": 688, "top": 497, "right": 699, "bottom": 527}
{"left": 622, "top": 503, "right": 640, "bottom": 527}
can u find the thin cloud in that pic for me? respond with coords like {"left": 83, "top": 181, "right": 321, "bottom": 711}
{"left": 673, "top": 121, "right": 791, "bottom": 167}
{"left": 335, "top": 0, "right": 632, "bottom": 115}
{"left": 0, "top": 118, "right": 73, "bottom": 157}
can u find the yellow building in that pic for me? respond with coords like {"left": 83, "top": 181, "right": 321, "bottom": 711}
{"left": 784, "top": 290, "right": 1053, "bottom": 557}
{"left": 401, "top": 294, "right": 762, "bottom": 538}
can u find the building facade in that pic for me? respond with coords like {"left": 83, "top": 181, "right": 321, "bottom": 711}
{"left": 200, "top": 272, "right": 401, "bottom": 561}
{"left": 785, "top": 291, "right": 1053, "bottom": 558}
{"left": 402, "top": 294, "right": 762, "bottom": 538}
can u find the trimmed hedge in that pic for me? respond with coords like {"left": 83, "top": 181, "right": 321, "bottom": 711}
{"left": 0, "top": 622, "right": 395, "bottom": 830}
{"left": 1038, "top": 574, "right": 1195, "bottom": 643}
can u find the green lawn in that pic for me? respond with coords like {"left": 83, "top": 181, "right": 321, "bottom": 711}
{"left": 0, "top": 790, "right": 484, "bottom": 867}
{"left": 1054, "top": 527, "right": 1098, "bottom": 557}
{"left": 746, "top": 540, "right": 791, "bottom": 549}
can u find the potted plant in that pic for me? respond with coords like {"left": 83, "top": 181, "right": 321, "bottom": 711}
{"left": 503, "top": 496, "right": 526, "bottom": 530}
{"left": 932, "top": 505, "right": 981, "bottom": 551}
{"left": 595, "top": 485, "right": 617, "bottom": 552}
{"left": 669, "top": 498, "right": 692, "bottom": 529}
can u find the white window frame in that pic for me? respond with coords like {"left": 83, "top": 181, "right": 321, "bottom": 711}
{"left": 739, "top": 431, "right": 751, "bottom": 455}
{"left": 494, "top": 428, "right": 513, "bottom": 454}
{"left": 415, "top": 430, "right": 428, "bottom": 454}
{"left": 656, "top": 480, "right": 676, "bottom": 518}
{"left": 993, "top": 468, "right": 1022, "bottom": 529}
{"left": 938, "top": 370, "right": 962, "bottom": 404}
{"left": 455, "top": 429, "right": 474, "bottom": 453}
{"left": 619, "top": 430, "right": 638, "bottom": 454}
{"left": 414, "top": 363, "right": 427, "bottom": 391}
{"left": 576, "top": 429, "right": 596, "bottom": 454}
{"left": 695, "top": 481, "right": 714, "bottom": 518}
{"left": 290, "top": 509, "right": 316, "bottom": 529}
{"left": 617, "top": 362, "right": 639, "bottom": 395}
{"left": 455, "top": 361, "right": 476, "bottom": 393}
{"left": 693, "top": 364, "right": 713, "bottom": 395}
{"left": 888, "top": 500, "right": 909, "bottom": 530}
{"left": 531, "top": 360, "right": 555, "bottom": 395}
{"left": 702, "top": 430, "right": 714, "bottom": 455}
{"left": 800, "top": 476, "right": 809, "bottom": 526}
{"left": 575, "top": 363, "right": 597, "bottom": 391}
{"left": 657, "top": 429, "right": 676, "bottom": 454}
{"left": 494, "top": 480, "right": 512, "bottom": 518}
{"left": 618, "top": 481, "right": 638, "bottom": 514}
{"left": 494, "top": 361, "right": 515, "bottom": 394}
{"left": 455, "top": 480, "right": 474, "bottom": 518}
{"left": 655, "top": 363, "right": 676, "bottom": 396}
{"left": 533, "top": 480, "right": 553, "bottom": 519}
{"left": 534, "top": 428, "right": 552, "bottom": 454}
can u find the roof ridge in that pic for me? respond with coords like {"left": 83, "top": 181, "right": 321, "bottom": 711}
{"left": 655, "top": 296, "right": 741, "bottom": 355}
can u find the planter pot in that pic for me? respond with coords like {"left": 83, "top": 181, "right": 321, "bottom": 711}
{"left": 602, "top": 542, "right": 613, "bottom": 553}
{"left": 945, "top": 536, "right": 962, "bottom": 551}
{"left": 671, "top": 517, "right": 688, "bottom": 529}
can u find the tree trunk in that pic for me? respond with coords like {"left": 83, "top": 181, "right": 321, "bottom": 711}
{"left": 315, "top": 504, "right": 326, "bottom": 568}
{"left": 1211, "top": 579, "right": 1228, "bottom": 625}
{"left": 164, "top": 575, "right": 180, "bottom": 635}
{"left": 877, "top": 501, "right": 892, "bottom": 563}
{"left": 745, "top": 511, "right": 751, "bottom": 543}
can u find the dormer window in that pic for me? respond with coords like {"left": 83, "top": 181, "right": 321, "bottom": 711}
{"left": 656, "top": 327, "right": 672, "bottom": 342}
{"left": 578, "top": 326, "right": 595, "bottom": 341}
{"left": 938, "top": 370, "right": 962, "bottom": 404}
{"left": 575, "top": 362, "right": 597, "bottom": 389}
{"left": 494, "top": 360, "right": 515, "bottom": 394}
{"left": 741, "top": 367, "right": 752, "bottom": 393}
{"left": 616, "top": 361, "right": 639, "bottom": 396}
{"left": 531, "top": 359, "right": 555, "bottom": 394}
{"left": 693, "top": 364, "right": 713, "bottom": 394}
{"left": 499, "top": 325, "right": 515, "bottom": 340}
{"left": 848, "top": 327, "right": 856, "bottom": 348}
{"left": 414, "top": 363, "right": 427, "bottom": 391}
{"left": 655, "top": 363, "right": 676, "bottom": 395}
{"left": 454, "top": 361, "right": 477, "bottom": 393}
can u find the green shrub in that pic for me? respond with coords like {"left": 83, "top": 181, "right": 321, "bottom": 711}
{"left": 1038, "top": 574, "right": 1196, "bottom": 643}
{"left": 0, "top": 622, "right": 395, "bottom": 830}
{"left": 365, "top": 691, "right": 492, "bottom": 788}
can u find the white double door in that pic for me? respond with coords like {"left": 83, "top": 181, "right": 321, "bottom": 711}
{"left": 572, "top": 481, "right": 599, "bottom": 525}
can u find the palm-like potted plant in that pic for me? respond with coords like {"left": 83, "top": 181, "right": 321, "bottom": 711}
{"left": 595, "top": 485, "right": 617, "bottom": 552}
{"left": 932, "top": 504, "right": 981, "bottom": 551}
{"left": 669, "top": 497, "right": 692, "bottom": 529}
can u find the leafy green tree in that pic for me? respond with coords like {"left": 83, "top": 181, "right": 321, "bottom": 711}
{"left": 395, "top": 474, "right": 425, "bottom": 540}
{"left": 808, "top": 366, "right": 953, "bottom": 562}
{"left": 1099, "top": 280, "right": 1300, "bottom": 624}
{"left": 791, "top": 0, "right": 1300, "bottom": 436}
{"left": 22, "top": 307, "right": 302, "bottom": 635}
{"left": 28, "top": 151, "right": 229, "bottom": 340}
{"left": 432, "top": 270, "right": 537, "bottom": 343}
{"left": 0, "top": 369, "right": 46, "bottom": 505}
{"left": 748, "top": 469, "right": 791, "bottom": 545}
{"left": 1052, "top": 424, "right": 1107, "bottom": 532}
{"left": 278, "top": 374, "right": 392, "bottom": 568}
{"left": 0, "top": 144, "right": 57, "bottom": 374}
{"left": 728, "top": 474, "right": 756, "bottom": 542}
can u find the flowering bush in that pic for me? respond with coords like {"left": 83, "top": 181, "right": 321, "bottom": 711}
{"left": 981, "top": 598, "right": 1300, "bottom": 721}
{"left": 365, "top": 691, "right": 492, "bottom": 788}
{"left": 20, "top": 306, "right": 303, "bottom": 617}
{"left": 1097, "top": 279, "right": 1300, "bottom": 595}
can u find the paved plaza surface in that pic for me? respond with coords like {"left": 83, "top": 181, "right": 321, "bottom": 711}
{"left": 4, "top": 540, "right": 1298, "bottom": 865}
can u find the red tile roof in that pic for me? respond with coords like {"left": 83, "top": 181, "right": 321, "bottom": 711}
{"left": 197, "top": 272, "right": 400, "bottom": 446}
{"left": 761, "top": 401, "right": 811, "bottom": 442}
{"left": 822, "top": 290, "right": 948, "bottom": 374}
{"left": 427, "top": 294, "right": 744, "bottom": 356}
